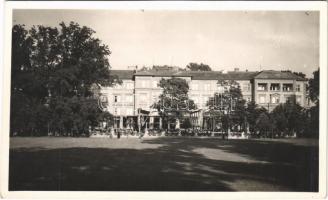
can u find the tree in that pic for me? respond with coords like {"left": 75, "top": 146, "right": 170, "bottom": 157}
{"left": 270, "top": 101, "right": 306, "bottom": 137}
{"left": 255, "top": 112, "right": 273, "bottom": 137}
{"left": 206, "top": 80, "right": 247, "bottom": 133}
{"left": 304, "top": 69, "right": 320, "bottom": 138}
{"left": 245, "top": 101, "right": 267, "bottom": 134}
{"left": 152, "top": 78, "right": 196, "bottom": 130}
{"left": 186, "top": 62, "right": 212, "bottom": 71}
{"left": 10, "top": 22, "right": 118, "bottom": 136}
{"left": 308, "top": 69, "right": 319, "bottom": 104}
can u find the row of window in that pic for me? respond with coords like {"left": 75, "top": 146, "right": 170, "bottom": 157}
{"left": 135, "top": 80, "right": 253, "bottom": 92}
{"left": 113, "top": 93, "right": 161, "bottom": 103}
{"left": 114, "top": 82, "right": 134, "bottom": 89}
{"left": 114, "top": 108, "right": 134, "bottom": 116}
{"left": 114, "top": 95, "right": 133, "bottom": 103}
{"left": 191, "top": 83, "right": 251, "bottom": 92}
{"left": 257, "top": 83, "right": 301, "bottom": 92}
{"left": 258, "top": 94, "right": 302, "bottom": 104}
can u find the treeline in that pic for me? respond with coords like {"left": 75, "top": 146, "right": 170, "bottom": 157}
{"left": 246, "top": 100, "right": 319, "bottom": 138}
{"left": 11, "top": 22, "right": 118, "bottom": 136}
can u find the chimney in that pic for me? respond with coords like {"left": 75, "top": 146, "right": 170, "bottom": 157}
{"left": 234, "top": 68, "right": 239, "bottom": 72}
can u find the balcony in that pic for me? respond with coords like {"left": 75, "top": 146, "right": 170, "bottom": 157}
{"left": 257, "top": 83, "right": 267, "bottom": 91}
{"left": 282, "top": 84, "right": 293, "bottom": 92}
{"left": 270, "top": 84, "right": 280, "bottom": 92}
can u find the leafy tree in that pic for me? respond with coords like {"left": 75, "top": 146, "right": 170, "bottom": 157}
{"left": 255, "top": 112, "right": 273, "bottom": 137}
{"left": 181, "top": 118, "right": 192, "bottom": 129}
{"left": 245, "top": 101, "right": 267, "bottom": 134}
{"left": 153, "top": 78, "right": 196, "bottom": 129}
{"left": 303, "top": 69, "right": 320, "bottom": 138}
{"left": 308, "top": 69, "right": 319, "bottom": 104}
{"left": 186, "top": 62, "right": 212, "bottom": 71}
{"left": 270, "top": 101, "right": 306, "bottom": 137}
{"left": 304, "top": 103, "right": 319, "bottom": 138}
{"left": 10, "top": 22, "right": 118, "bottom": 136}
{"left": 206, "top": 80, "right": 247, "bottom": 133}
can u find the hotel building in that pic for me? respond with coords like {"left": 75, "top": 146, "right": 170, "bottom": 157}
{"left": 100, "top": 67, "right": 308, "bottom": 130}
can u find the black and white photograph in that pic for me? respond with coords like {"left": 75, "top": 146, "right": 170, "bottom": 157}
{"left": 0, "top": 1, "right": 327, "bottom": 199}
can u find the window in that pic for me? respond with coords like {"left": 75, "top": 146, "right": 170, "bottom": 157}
{"left": 152, "top": 95, "right": 157, "bottom": 103}
{"left": 191, "top": 83, "right": 199, "bottom": 90}
{"left": 152, "top": 80, "right": 158, "bottom": 88}
{"left": 114, "top": 95, "right": 119, "bottom": 103}
{"left": 126, "top": 108, "right": 133, "bottom": 116}
{"left": 126, "top": 83, "right": 134, "bottom": 89}
{"left": 284, "top": 95, "right": 294, "bottom": 103}
{"left": 270, "top": 83, "right": 280, "bottom": 91}
{"left": 190, "top": 95, "right": 199, "bottom": 105}
{"left": 270, "top": 95, "right": 280, "bottom": 104}
{"left": 125, "top": 95, "right": 133, "bottom": 103}
{"left": 259, "top": 95, "right": 266, "bottom": 103}
{"left": 283, "top": 84, "right": 293, "bottom": 92}
{"left": 296, "top": 96, "right": 302, "bottom": 104}
{"left": 203, "top": 96, "right": 210, "bottom": 106}
{"left": 217, "top": 86, "right": 224, "bottom": 93}
{"left": 243, "top": 84, "right": 251, "bottom": 92}
{"left": 296, "top": 84, "right": 301, "bottom": 92}
{"left": 139, "top": 93, "right": 147, "bottom": 102}
{"left": 204, "top": 83, "right": 211, "bottom": 90}
{"left": 114, "top": 108, "right": 119, "bottom": 115}
{"left": 257, "top": 83, "right": 267, "bottom": 91}
{"left": 140, "top": 80, "right": 148, "bottom": 88}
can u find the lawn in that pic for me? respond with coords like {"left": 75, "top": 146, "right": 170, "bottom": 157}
{"left": 9, "top": 137, "right": 319, "bottom": 191}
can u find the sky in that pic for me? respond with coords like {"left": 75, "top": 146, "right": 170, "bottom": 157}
{"left": 13, "top": 10, "right": 319, "bottom": 77}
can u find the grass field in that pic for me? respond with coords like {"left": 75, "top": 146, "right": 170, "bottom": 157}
{"left": 9, "top": 137, "right": 319, "bottom": 191}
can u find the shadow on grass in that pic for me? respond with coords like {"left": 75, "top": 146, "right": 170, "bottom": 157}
{"left": 9, "top": 138, "right": 318, "bottom": 191}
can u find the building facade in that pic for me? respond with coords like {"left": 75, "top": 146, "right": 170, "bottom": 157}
{"left": 100, "top": 68, "right": 308, "bottom": 130}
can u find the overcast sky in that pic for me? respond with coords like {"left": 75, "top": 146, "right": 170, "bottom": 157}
{"left": 13, "top": 10, "right": 319, "bottom": 77}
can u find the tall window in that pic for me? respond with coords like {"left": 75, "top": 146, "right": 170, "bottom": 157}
{"left": 296, "top": 84, "right": 301, "bottom": 92}
{"left": 270, "top": 95, "right": 280, "bottom": 104}
{"left": 284, "top": 95, "right": 294, "bottom": 103}
{"left": 204, "top": 83, "right": 211, "bottom": 90}
{"left": 140, "top": 80, "right": 148, "bottom": 88}
{"left": 243, "top": 84, "right": 251, "bottom": 92}
{"left": 114, "top": 95, "right": 119, "bottom": 103}
{"left": 283, "top": 84, "right": 293, "bottom": 92}
{"left": 259, "top": 95, "right": 266, "bottom": 103}
{"left": 296, "top": 96, "right": 302, "bottom": 104}
{"left": 257, "top": 83, "right": 267, "bottom": 91}
{"left": 126, "top": 83, "right": 134, "bottom": 89}
{"left": 270, "top": 83, "right": 280, "bottom": 91}
{"left": 191, "top": 83, "right": 199, "bottom": 90}
{"left": 152, "top": 80, "right": 158, "bottom": 88}
{"left": 139, "top": 93, "right": 148, "bottom": 102}
{"left": 126, "top": 108, "right": 133, "bottom": 116}
{"left": 125, "top": 95, "right": 133, "bottom": 103}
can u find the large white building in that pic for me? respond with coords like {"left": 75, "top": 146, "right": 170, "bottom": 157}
{"left": 100, "top": 67, "right": 309, "bottom": 130}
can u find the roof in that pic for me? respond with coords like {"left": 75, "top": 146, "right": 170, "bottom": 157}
{"left": 133, "top": 70, "right": 259, "bottom": 80}
{"left": 134, "top": 69, "right": 191, "bottom": 77}
{"left": 110, "top": 69, "right": 307, "bottom": 81}
{"left": 110, "top": 70, "right": 135, "bottom": 80}
{"left": 254, "top": 70, "right": 307, "bottom": 81}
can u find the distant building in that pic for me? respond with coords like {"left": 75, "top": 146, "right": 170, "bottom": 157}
{"left": 100, "top": 68, "right": 308, "bottom": 130}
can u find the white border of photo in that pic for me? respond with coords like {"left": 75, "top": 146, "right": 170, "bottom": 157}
{"left": 0, "top": 1, "right": 327, "bottom": 200}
